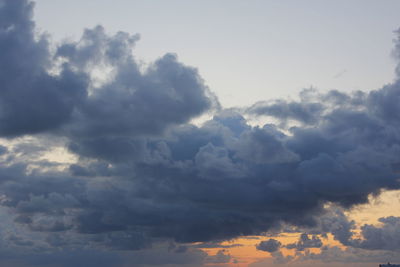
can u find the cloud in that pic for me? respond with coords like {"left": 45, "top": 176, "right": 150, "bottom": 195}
{"left": 2, "top": 0, "right": 400, "bottom": 266}
{"left": 301, "top": 207, "right": 356, "bottom": 246}
{"left": 248, "top": 98, "right": 324, "bottom": 126}
{"left": 301, "top": 245, "right": 400, "bottom": 264}
{"left": 0, "top": 0, "right": 88, "bottom": 137}
{"left": 285, "top": 233, "right": 323, "bottom": 251}
{"left": 350, "top": 216, "right": 400, "bottom": 251}
{"left": 0, "top": 248, "right": 124, "bottom": 267}
{"left": 57, "top": 25, "right": 217, "bottom": 140}
{"left": 205, "top": 250, "right": 231, "bottom": 264}
{"left": 256, "top": 239, "right": 282, "bottom": 253}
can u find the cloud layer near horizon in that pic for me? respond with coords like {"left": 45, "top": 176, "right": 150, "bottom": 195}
{"left": 1, "top": 0, "right": 400, "bottom": 266}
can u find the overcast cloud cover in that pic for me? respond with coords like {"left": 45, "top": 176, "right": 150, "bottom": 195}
{"left": 1, "top": 0, "right": 400, "bottom": 266}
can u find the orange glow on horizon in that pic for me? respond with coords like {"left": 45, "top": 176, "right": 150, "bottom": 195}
{"left": 200, "top": 190, "right": 400, "bottom": 266}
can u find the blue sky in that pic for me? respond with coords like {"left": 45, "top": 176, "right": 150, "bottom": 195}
{"left": 34, "top": 0, "right": 400, "bottom": 107}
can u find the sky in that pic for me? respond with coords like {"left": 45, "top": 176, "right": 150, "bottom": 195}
{"left": 33, "top": 0, "right": 400, "bottom": 107}
{"left": 1, "top": 0, "right": 400, "bottom": 266}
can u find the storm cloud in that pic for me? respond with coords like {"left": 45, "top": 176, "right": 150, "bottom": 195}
{"left": 1, "top": 0, "right": 400, "bottom": 265}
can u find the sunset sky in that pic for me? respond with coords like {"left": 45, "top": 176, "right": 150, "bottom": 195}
{"left": 1, "top": 0, "right": 400, "bottom": 266}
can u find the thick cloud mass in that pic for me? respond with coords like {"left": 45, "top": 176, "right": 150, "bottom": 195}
{"left": 56, "top": 24, "right": 215, "bottom": 139}
{"left": 1, "top": 0, "right": 400, "bottom": 265}
{"left": 0, "top": 0, "right": 88, "bottom": 136}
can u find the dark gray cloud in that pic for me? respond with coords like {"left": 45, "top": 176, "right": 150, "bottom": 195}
{"left": 315, "top": 207, "right": 356, "bottom": 246}
{"left": 0, "top": 0, "right": 88, "bottom": 137}
{"left": 350, "top": 216, "right": 400, "bottom": 251}
{"left": 285, "top": 233, "right": 323, "bottom": 251}
{"left": 256, "top": 239, "right": 282, "bottom": 253}
{"left": 300, "top": 245, "right": 400, "bottom": 264}
{"left": 2, "top": 0, "right": 400, "bottom": 266}
{"left": 57, "top": 24, "right": 217, "bottom": 140}
{"left": 0, "top": 248, "right": 124, "bottom": 267}
{"left": 0, "top": 0, "right": 215, "bottom": 139}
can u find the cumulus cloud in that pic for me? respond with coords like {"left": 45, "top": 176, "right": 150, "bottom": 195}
{"left": 350, "top": 216, "right": 400, "bottom": 251}
{"left": 301, "top": 207, "right": 356, "bottom": 246}
{"left": 0, "top": 0, "right": 88, "bottom": 137}
{"left": 256, "top": 239, "right": 282, "bottom": 253}
{"left": 285, "top": 233, "right": 323, "bottom": 251}
{"left": 1, "top": 0, "right": 400, "bottom": 266}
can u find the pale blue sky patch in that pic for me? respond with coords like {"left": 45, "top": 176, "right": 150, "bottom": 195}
{"left": 34, "top": 0, "right": 400, "bottom": 107}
